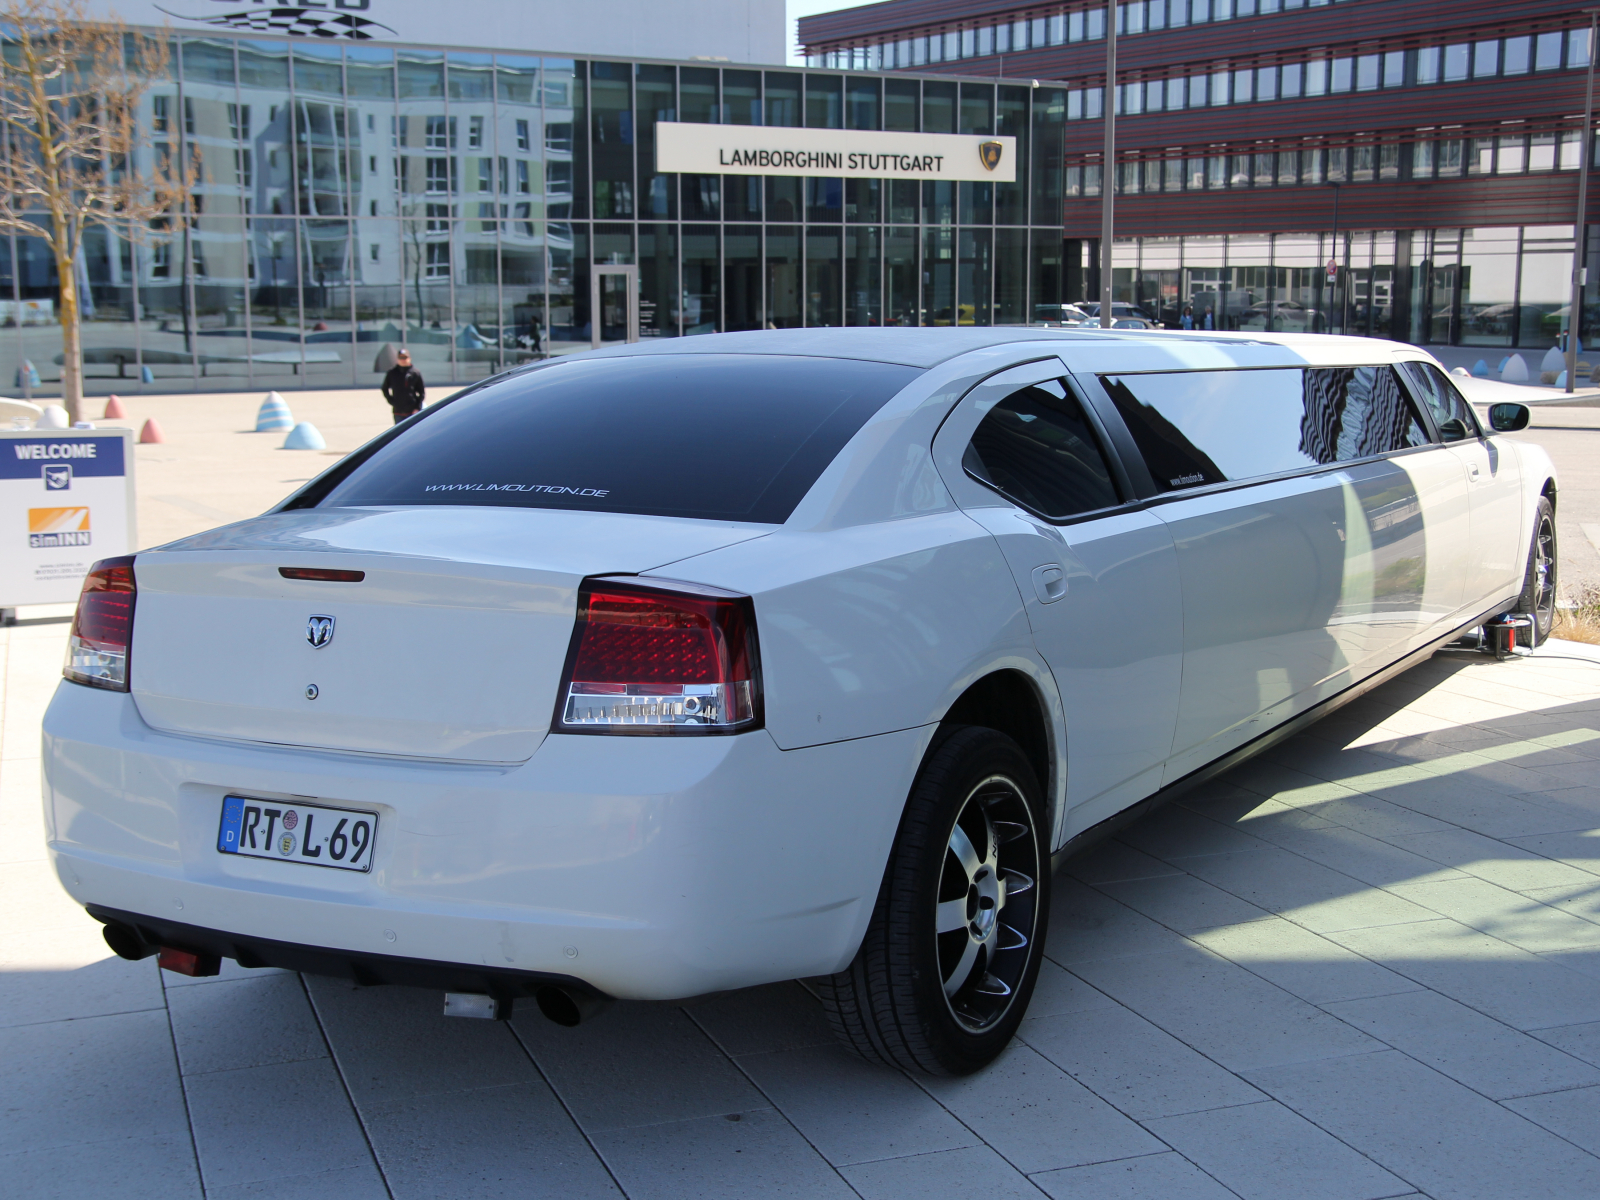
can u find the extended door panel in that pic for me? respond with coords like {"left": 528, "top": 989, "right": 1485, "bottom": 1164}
{"left": 931, "top": 360, "right": 1184, "bottom": 844}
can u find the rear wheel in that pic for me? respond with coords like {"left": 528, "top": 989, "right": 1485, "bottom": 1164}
{"left": 817, "top": 726, "right": 1049, "bottom": 1075}
{"left": 1517, "top": 497, "right": 1558, "bottom": 648}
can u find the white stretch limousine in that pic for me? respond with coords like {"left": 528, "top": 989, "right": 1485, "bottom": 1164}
{"left": 43, "top": 328, "right": 1558, "bottom": 1074}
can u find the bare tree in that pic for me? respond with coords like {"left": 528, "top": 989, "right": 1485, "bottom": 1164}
{"left": 0, "top": 0, "right": 191, "bottom": 420}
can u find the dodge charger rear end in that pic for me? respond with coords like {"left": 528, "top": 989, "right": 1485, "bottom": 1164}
{"left": 42, "top": 329, "right": 1557, "bottom": 1074}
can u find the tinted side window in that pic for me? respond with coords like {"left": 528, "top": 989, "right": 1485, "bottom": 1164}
{"left": 1101, "top": 367, "right": 1428, "bottom": 493}
{"left": 310, "top": 354, "right": 921, "bottom": 524}
{"left": 1399, "top": 361, "right": 1480, "bottom": 440}
{"left": 962, "top": 380, "right": 1119, "bottom": 519}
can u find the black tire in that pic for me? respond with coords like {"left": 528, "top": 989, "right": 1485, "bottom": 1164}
{"left": 1516, "top": 497, "right": 1558, "bottom": 648}
{"left": 817, "top": 726, "right": 1049, "bottom": 1075}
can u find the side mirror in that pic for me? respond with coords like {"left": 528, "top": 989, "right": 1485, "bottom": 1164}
{"left": 1437, "top": 418, "right": 1469, "bottom": 441}
{"left": 1488, "top": 403, "right": 1530, "bottom": 433}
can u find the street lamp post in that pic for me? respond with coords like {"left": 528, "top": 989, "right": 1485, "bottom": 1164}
{"left": 1100, "top": 1, "right": 1117, "bottom": 326}
{"left": 1328, "top": 181, "right": 1341, "bottom": 334}
{"left": 1566, "top": 8, "right": 1599, "bottom": 394}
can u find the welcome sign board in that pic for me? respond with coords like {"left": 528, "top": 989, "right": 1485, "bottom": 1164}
{"left": 1, "top": 429, "right": 136, "bottom": 607}
{"left": 656, "top": 123, "right": 1018, "bottom": 183}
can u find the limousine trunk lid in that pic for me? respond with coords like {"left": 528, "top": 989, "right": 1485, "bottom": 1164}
{"left": 128, "top": 507, "right": 770, "bottom": 762}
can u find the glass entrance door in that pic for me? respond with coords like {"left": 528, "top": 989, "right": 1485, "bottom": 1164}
{"left": 590, "top": 265, "right": 639, "bottom": 348}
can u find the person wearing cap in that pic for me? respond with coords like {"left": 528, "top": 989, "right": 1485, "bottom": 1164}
{"left": 382, "top": 349, "right": 425, "bottom": 423}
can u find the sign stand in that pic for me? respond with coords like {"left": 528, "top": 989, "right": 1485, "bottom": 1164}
{"left": 1, "top": 426, "right": 137, "bottom": 617}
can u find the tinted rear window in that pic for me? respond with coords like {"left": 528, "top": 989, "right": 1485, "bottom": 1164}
{"left": 1101, "top": 366, "right": 1429, "bottom": 493}
{"left": 310, "top": 354, "right": 921, "bottom": 524}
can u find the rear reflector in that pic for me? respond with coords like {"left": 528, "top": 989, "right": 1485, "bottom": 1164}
{"left": 279, "top": 567, "right": 366, "bottom": 582}
{"left": 556, "top": 577, "right": 761, "bottom": 734}
{"left": 157, "top": 946, "right": 220, "bottom": 977}
{"left": 64, "top": 556, "right": 137, "bottom": 691}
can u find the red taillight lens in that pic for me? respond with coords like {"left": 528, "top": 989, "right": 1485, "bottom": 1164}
{"left": 64, "top": 556, "right": 137, "bottom": 691}
{"left": 556, "top": 577, "right": 761, "bottom": 734}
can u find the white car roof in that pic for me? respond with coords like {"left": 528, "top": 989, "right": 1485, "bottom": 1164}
{"left": 571, "top": 327, "right": 1438, "bottom": 373}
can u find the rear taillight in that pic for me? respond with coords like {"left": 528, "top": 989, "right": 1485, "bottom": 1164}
{"left": 556, "top": 576, "right": 761, "bottom": 734}
{"left": 64, "top": 556, "right": 137, "bottom": 691}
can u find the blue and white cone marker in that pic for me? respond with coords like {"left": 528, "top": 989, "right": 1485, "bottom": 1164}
{"left": 1499, "top": 356, "right": 1511, "bottom": 372}
{"left": 1541, "top": 345, "right": 1566, "bottom": 375}
{"left": 36, "top": 404, "right": 69, "bottom": 429}
{"left": 256, "top": 390, "right": 293, "bottom": 432}
{"left": 140, "top": 365, "right": 154, "bottom": 383}
{"left": 1555, "top": 370, "right": 1568, "bottom": 389}
{"left": 1471, "top": 359, "right": 1489, "bottom": 377}
{"left": 1501, "top": 354, "right": 1529, "bottom": 382}
{"left": 282, "top": 421, "right": 326, "bottom": 450}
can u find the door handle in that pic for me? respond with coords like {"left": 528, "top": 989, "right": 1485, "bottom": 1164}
{"left": 1031, "top": 565, "right": 1067, "bottom": 604}
{"left": 1468, "top": 463, "right": 1481, "bottom": 481}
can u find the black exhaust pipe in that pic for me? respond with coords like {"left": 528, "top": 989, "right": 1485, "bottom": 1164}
{"left": 534, "top": 985, "right": 612, "bottom": 1027}
{"left": 102, "top": 922, "right": 156, "bottom": 961}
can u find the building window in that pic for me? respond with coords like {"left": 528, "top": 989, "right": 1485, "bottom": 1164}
{"left": 370, "top": 243, "right": 380, "bottom": 262}
{"left": 228, "top": 103, "right": 250, "bottom": 141}
{"left": 425, "top": 116, "right": 456, "bottom": 149}
{"left": 426, "top": 202, "right": 451, "bottom": 232}
{"left": 152, "top": 95, "right": 169, "bottom": 133}
{"left": 425, "top": 241, "right": 449, "bottom": 279}
{"left": 478, "top": 157, "right": 492, "bottom": 192}
{"left": 425, "top": 157, "right": 452, "bottom": 193}
{"left": 468, "top": 115, "right": 483, "bottom": 149}
{"left": 517, "top": 160, "right": 530, "bottom": 194}
{"left": 516, "top": 119, "right": 530, "bottom": 151}
{"left": 234, "top": 148, "right": 252, "bottom": 188}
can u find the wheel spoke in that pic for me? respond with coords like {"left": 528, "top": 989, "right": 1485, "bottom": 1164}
{"left": 1000, "top": 869, "right": 1034, "bottom": 901}
{"left": 936, "top": 898, "right": 969, "bottom": 935}
{"left": 992, "top": 820, "right": 1028, "bottom": 845}
{"left": 974, "top": 971, "right": 1012, "bottom": 997}
{"left": 942, "top": 934, "right": 982, "bottom": 997}
{"left": 948, "top": 823, "right": 982, "bottom": 881}
{"left": 996, "top": 923, "right": 1028, "bottom": 952}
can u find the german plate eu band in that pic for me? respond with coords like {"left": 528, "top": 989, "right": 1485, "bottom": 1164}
{"left": 655, "top": 122, "right": 1018, "bottom": 182}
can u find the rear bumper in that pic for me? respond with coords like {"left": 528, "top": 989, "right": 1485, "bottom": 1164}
{"left": 44, "top": 682, "right": 928, "bottom": 1000}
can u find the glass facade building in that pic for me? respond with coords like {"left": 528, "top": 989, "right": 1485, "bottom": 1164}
{"left": 0, "top": 36, "right": 1070, "bottom": 397}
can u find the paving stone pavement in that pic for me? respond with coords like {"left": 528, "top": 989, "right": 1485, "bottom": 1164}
{"left": 5, "top": 609, "right": 1600, "bottom": 1199}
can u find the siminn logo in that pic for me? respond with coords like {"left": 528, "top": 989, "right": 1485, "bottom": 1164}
{"left": 28, "top": 507, "right": 90, "bottom": 548}
{"left": 43, "top": 464, "right": 71, "bottom": 490}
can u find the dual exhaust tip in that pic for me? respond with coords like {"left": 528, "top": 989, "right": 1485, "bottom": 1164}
{"left": 102, "top": 921, "right": 609, "bottom": 1026}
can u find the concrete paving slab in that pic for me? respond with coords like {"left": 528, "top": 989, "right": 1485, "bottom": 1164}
{"left": 1503, "top": 1085, "right": 1600, "bottom": 1157}
{"left": 0, "top": 923, "right": 164, "bottom": 1029}
{"left": 0, "top": 1010, "right": 191, "bottom": 1157}
{"left": 1044, "top": 878, "right": 1192, "bottom": 965}
{"left": 1064, "top": 839, "right": 1186, "bottom": 885}
{"left": 683, "top": 982, "right": 837, "bottom": 1058}
{"left": 306, "top": 978, "right": 538, "bottom": 1106}
{"left": 591, "top": 1108, "right": 856, "bottom": 1200}
{"left": 182, "top": 1057, "right": 380, "bottom": 1191}
{"left": 510, "top": 1002, "right": 770, "bottom": 1134}
{"left": 361, "top": 1081, "right": 623, "bottom": 1200}
{"left": 1384, "top": 875, "right": 1600, "bottom": 953}
{"left": 1382, "top": 828, "right": 1600, "bottom": 891}
{"left": 167, "top": 973, "right": 329, "bottom": 1076}
{"left": 917, "top": 1043, "right": 1164, "bottom": 1174}
{"left": 1246, "top": 1050, "right": 1600, "bottom": 1200}
{"left": 1068, "top": 947, "right": 1381, "bottom": 1073}
{"left": 1187, "top": 918, "right": 1422, "bottom": 1006}
{"left": 1326, "top": 919, "right": 1600, "bottom": 1031}
{"left": 205, "top": 1164, "right": 392, "bottom": 1200}
{"left": 1176, "top": 847, "right": 1441, "bottom": 933}
{"left": 842, "top": 1144, "right": 1044, "bottom": 1200}
{"left": 0, "top": 1134, "right": 202, "bottom": 1200}
{"left": 1142, "top": 1099, "right": 1410, "bottom": 1200}
{"left": 1019, "top": 1003, "right": 1267, "bottom": 1121}
{"left": 1094, "top": 872, "right": 1276, "bottom": 934}
{"left": 1321, "top": 989, "right": 1600, "bottom": 1100}
{"left": 1031, "top": 1151, "right": 1238, "bottom": 1200}
{"left": 736, "top": 1042, "right": 978, "bottom": 1167}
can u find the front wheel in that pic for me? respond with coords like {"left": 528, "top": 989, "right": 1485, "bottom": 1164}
{"left": 1517, "top": 497, "right": 1558, "bottom": 648}
{"left": 817, "top": 726, "right": 1049, "bottom": 1075}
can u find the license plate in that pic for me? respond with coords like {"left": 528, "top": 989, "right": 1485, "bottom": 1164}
{"left": 217, "top": 796, "right": 377, "bottom": 872}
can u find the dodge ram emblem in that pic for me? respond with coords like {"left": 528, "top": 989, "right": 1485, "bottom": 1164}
{"left": 306, "top": 615, "right": 335, "bottom": 648}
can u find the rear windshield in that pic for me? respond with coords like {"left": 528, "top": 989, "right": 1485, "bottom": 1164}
{"left": 307, "top": 354, "right": 921, "bottom": 524}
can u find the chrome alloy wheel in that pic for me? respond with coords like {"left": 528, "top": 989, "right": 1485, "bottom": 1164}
{"left": 935, "top": 773, "right": 1040, "bottom": 1032}
{"left": 1533, "top": 511, "right": 1557, "bottom": 627}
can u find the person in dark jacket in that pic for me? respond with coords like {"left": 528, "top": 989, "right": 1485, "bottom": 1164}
{"left": 382, "top": 349, "right": 425, "bottom": 422}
